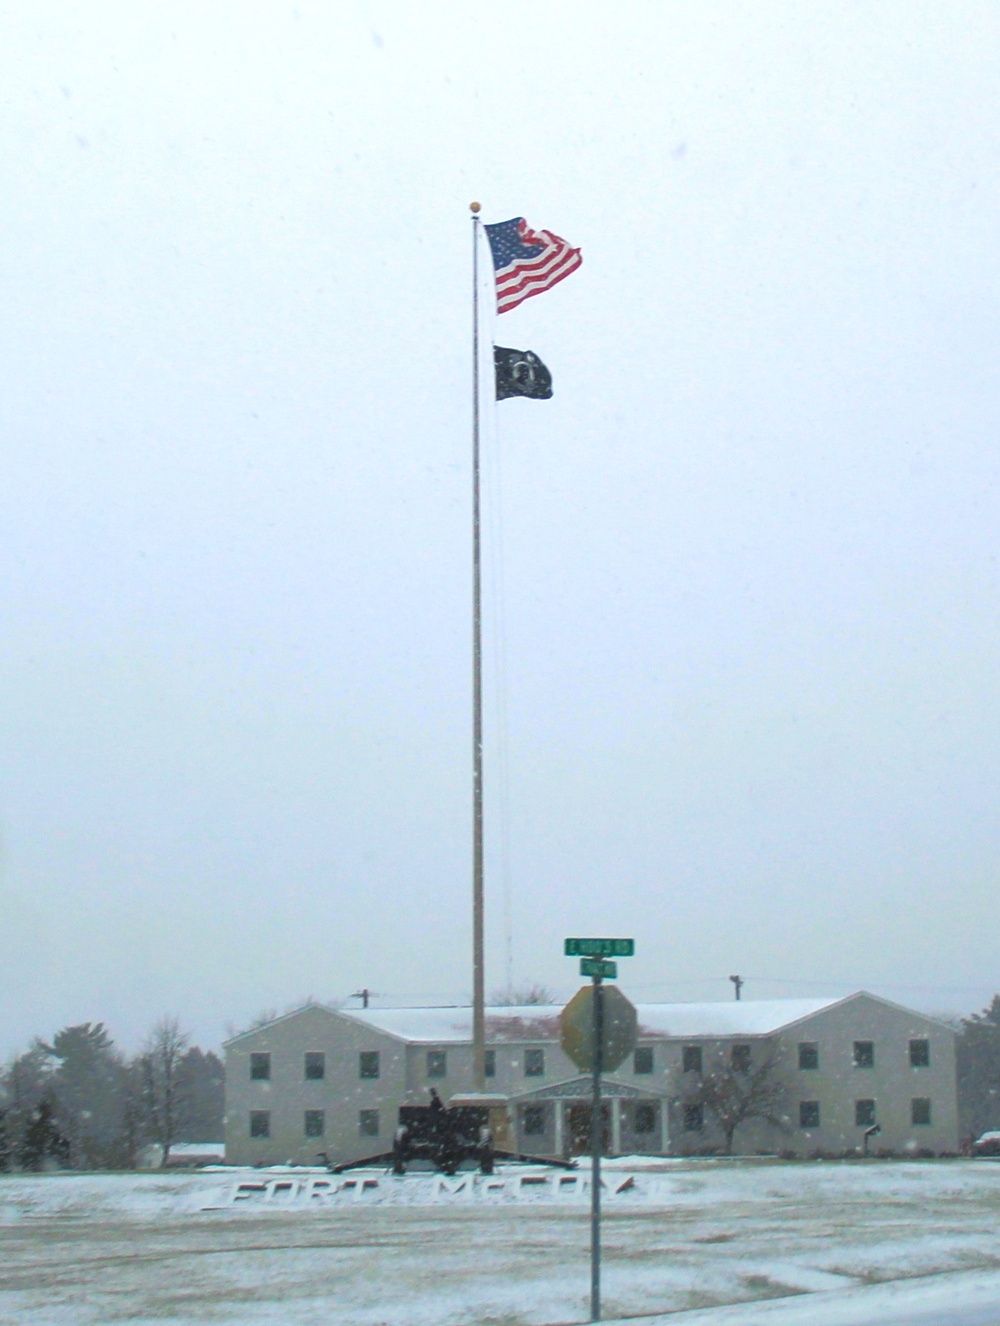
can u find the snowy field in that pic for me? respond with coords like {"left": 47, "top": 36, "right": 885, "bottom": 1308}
{"left": 5, "top": 1158, "right": 1000, "bottom": 1325}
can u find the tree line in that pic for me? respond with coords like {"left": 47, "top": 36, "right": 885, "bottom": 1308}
{"left": 0, "top": 1017, "right": 223, "bottom": 1171}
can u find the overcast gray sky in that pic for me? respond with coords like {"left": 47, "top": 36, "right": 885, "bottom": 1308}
{"left": 2, "top": 1, "right": 999, "bottom": 1060}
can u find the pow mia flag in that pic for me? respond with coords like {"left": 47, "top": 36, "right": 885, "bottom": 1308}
{"left": 494, "top": 346, "right": 553, "bottom": 401}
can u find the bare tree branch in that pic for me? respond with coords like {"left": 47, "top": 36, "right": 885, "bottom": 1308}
{"left": 141, "top": 1016, "right": 191, "bottom": 1167}
{"left": 489, "top": 983, "right": 556, "bottom": 1006}
{"left": 683, "top": 1040, "right": 790, "bottom": 1154}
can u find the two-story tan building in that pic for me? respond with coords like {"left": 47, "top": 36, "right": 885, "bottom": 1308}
{"left": 223, "top": 993, "right": 958, "bottom": 1166}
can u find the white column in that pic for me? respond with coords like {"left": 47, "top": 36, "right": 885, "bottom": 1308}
{"left": 611, "top": 1098, "right": 622, "bottom": 1156}
{"left": 553, "top": 1101, "right": 564, "bottom": 1157}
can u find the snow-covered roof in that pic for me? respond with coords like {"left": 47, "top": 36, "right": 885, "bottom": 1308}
{"left": 226, "top": 991, "right": 954, "bottom": 1048}
{"left": 635, "top": 998, "right": 841, "bottom": 1037}
{"left": 337, "top": 996, "right": 845, "bottom": 1044}
{"left": 337, "top": 1005, "right": 560, "bottom": 1043}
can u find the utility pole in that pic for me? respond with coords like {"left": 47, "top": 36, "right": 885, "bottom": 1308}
{"left": 351, "top": 989, "right": 375, "bottom": 1009}
{"left": 729, "top": 974, "right": 743, "bottom": 1001}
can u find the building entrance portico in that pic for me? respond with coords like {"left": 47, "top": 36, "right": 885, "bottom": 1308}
{"left": 511, "top": 1075, "right": 666, "bottom": 1158}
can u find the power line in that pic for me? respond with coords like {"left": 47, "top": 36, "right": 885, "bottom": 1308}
{"left": 360, "top": 975, "right": 999, "bottom": 1007}
{"left": 735, "top": 975, "right": 999, "bottom": 996}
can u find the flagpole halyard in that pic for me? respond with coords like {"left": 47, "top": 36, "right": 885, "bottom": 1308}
{"left": 470, "top": 201, "right": 486, "bottom": 1092}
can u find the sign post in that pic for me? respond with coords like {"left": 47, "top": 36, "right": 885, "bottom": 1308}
{"left": 590, "top": 977, "right": 603, "bottom": 1322}
{"left": 561, "top": 938, "right": 636, "bottom": 1323}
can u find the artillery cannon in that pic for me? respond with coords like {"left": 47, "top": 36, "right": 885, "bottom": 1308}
{"left": 392, "top": 1100, "right": 494, "bottom": 1175}
{"left": 327, "top": 1091, "right": 576, "bottom": 1175}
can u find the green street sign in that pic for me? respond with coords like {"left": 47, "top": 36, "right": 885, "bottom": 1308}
{"left": 580, "top": 958, "right": 617, "bottom": 979}
{"left": 564, "top": 938, "right": 634, "bottom": 958}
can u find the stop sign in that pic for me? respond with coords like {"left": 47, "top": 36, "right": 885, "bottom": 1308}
{"left": 560, "top": 985, "right": 638, "bottom": 1073}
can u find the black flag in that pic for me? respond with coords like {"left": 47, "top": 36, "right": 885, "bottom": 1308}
{"left": 494, "top": 346, "right": 553, "bottom": 401}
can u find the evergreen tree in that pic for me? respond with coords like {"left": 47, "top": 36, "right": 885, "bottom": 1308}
{"left": 175, "top": 1048, "right": 225, "bottom": 1142}
{"left": 0, "top": 1042, "right": 53, "bottom": 1166}
{"left": 957, "top": 995, "right": 1000, "bottom": 1140}
{"left": 43, "top": 1023, "right": 127, "bottom": 1169}
{"left": 18, "top": 1099, "right": 69, "bottom": 1171}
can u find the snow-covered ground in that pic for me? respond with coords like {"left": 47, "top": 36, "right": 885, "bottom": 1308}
{"left": 3, "top": 1157, "right": 1000, "bottom": 1324}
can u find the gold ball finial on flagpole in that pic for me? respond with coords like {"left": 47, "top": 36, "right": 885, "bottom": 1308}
{"left": 470, "top": 201, "right": 481, "bottom": 214}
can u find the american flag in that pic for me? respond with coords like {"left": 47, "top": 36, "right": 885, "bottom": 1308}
{"left": 484, "top": 217, "right": 582, "bottom": 314}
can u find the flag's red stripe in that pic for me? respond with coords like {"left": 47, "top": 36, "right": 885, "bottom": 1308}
{"left": 497, "top": 268, "right": 579, "bottom": 312}
{"left": 497, "top": 264, "right": 581, "bottom": 312}
{"left": 496, "top": 249, "right": 582, "bottom": 312}
{"left": 495, "top": 237, "right": 578, "bottom": 288}
{"left": 496, "top": 247, "right": 581, "bottom": 298}
{"left": 496, "top": 250, "right": 580, "bottom": 298}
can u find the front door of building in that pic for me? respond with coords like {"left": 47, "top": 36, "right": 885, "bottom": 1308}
{"left": 566, "top": 1102, "right": 611, "bottom": 1157}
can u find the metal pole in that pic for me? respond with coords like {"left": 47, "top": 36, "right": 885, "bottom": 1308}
{"left": 590, "top": 976, "right": 604, "bottom": 1321}
{"left": 470, "top": 202, "right": 485, "bottom": 1091}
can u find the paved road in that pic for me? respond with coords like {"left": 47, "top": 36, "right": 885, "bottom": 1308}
{"left": 606, "top": 1269, "right": 1000, "bottom": 1326}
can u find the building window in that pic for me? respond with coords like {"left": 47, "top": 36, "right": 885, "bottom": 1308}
{"left": 634, "top": 1046, "right": 654, "bottom": 1075}
{"left": 359, "top": 1109, "right": 380, "bottom": 1138}
{"left": 854, "top": 1041, "right": 875, "bottom": 1068}
{"left": 634, "top": 1102, "right": 657, "bottom": 1134}
{"left": 522, "top": 1105, "right": 546, "bottom": 1136}
{"left": 909, "top": 1039, "right": 930, "bottom": 1068}
{"left": 912, "top": 1098, "right": 932, "bottom": 1126}
{"left": 250, "top": 1110, "right": 270, "bottom": 1138}
{"left": 855, "top": 1099, "right": 876, "bottom": 1127}
{"left": 798, "top": 1042, "right": 819, "bottom": 1070}
{"left": 732, "top": 1044, "right": 752, "bottom": 1074}
{"left": 304, "top": 1110, "right": 325, "bottom": 1138}
{"left": 799, "top": 1100, "right": 821, "bottom": 1128}
{"left": 305, "top": 1052, "right": 325, "bottom": 1080}
{"left": 359, "top": 1051, "right": 380, "bottom": 1079}
{"left": 682, "top": 1045, "right": 702, "bottom": 1073}
{"left": 524, "top": 1048, "right": 545, "bottom": 1077}
{"left": 427, "top": 1050, "right": 447, "bottom": 1079}
{"left": 484, "top": 1049, "right": 496, "bottom": 1078}
{"left": 250, "top": 1052, "right": 270, "bottom": 1081}
{"left": 683, "top": 1103, "right": 703, "bottom": 1132}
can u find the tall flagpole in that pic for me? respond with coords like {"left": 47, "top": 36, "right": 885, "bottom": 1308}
{"left": 470, "top": 201, "right": 486, "bottom": 1090}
